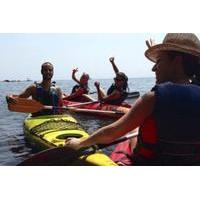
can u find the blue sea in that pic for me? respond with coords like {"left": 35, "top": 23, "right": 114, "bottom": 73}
{"left": 0, "top": 78, "right": 155, "bottom": 165}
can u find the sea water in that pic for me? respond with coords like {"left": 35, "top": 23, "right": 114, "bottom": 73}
{"left": 0, "top": 78, "right": 154, "bottom": 165}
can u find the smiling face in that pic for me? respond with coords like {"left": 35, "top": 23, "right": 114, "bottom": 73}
{"left": 41, "top": 62, "right": 54, "bottom": 81}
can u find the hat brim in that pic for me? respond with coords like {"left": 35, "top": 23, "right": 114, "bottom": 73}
{"left": 145, "top": 43, "right": 200, "bottom": 63}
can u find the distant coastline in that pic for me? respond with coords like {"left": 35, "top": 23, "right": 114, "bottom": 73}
{"left": 0, "top": 79, "right": 32, "bottom": 82}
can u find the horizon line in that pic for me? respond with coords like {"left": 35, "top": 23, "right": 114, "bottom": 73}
{"left": 0, "top": 76, "right": 155, "bottom": 82}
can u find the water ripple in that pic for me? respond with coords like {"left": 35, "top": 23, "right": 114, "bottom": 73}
{"left": 0, "top": 78, "right": 154, "bottom": 165}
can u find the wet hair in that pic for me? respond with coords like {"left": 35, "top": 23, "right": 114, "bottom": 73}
{"left": 41, "top": 62, "right": 54, "bottom": 70}
{"left": 116, "top": 72, "right": 129, "bottom": 92}
{"left": 167, "top": 51, "right": 200, "bottom": 85}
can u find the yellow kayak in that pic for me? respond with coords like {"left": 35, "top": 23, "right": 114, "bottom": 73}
{"left": 23, "top": 114, "right": 117, "bottom": 166}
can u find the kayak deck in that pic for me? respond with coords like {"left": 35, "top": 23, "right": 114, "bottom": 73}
{"left": 23, "top": 114, "right": 117, "bottom": 166}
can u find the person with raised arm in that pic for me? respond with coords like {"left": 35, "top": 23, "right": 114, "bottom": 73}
{"left": 94, "top": 57, "right": 129, "bottom": 105}
{"left": 63, "top": 67, "right": 95, "bottom": 102}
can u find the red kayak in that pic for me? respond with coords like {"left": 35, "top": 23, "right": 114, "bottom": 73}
{"left": 62, "top": 99, "right": 131, "bottom": 119}
{"left": 110, "top": 139, "right": 133, "bottom": 166}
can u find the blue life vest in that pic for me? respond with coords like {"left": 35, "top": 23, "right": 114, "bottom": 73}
{"left": 132, "top": 82, "right": 200, "bottom": 165}
{"left": 34, "top": 82, "right": 59, "bottom": 116}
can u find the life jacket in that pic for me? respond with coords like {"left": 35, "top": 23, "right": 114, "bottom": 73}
{"left": 106, "top": 83, "right": 128, "bottom": 105}
{"left": 33, "top": 82, "right": 60, "bottom": 116}
{"left": 71, "top": 84, "right": 89, "bottom": 95}
{"left": 132, "top": 82, "right": 200, "bottom": 166}
{"left": 69, "top": 84, "right": 90, "bottom": 102}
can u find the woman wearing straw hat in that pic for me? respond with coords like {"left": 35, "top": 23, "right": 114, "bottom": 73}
{"left": 65, "top": 33, "right": 200, "bottom": 166}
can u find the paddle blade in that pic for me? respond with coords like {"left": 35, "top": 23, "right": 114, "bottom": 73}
{"left": 7, "top": 97, "right": 44, "bottom": 113}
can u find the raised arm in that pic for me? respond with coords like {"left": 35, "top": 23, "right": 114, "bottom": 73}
{"left": 109, "top": 57, "right": 119, "bottom": 75}
{"left": 65, "top": 91, "right": 155, "bottom": 149}
{"left": 72, "top": 68, "right": 81, "bottom": 84}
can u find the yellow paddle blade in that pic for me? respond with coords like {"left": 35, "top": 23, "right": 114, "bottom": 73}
{"left": 7, "top": 97, "right": 44, "bottom": 113}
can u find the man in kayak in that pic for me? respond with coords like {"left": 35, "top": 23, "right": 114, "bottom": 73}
{"left": 6, "top": 62, "right": 63, "bottom": 116}
{"left": 63, "top": 68, "right": 94, "bottom": 102}
{"left": 94, "top": 57, "right": 129, "bottom": 105}
{"left": 65, "top": 33, "right": 200, "bottom": 166}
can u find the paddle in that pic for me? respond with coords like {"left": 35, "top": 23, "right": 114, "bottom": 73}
{"left": 7, "top": 97, "right": 128, "bottom": 117}
{"left": 89, "top": 91, "right": 97, "bottom": 95}
{"left": 90, "top": 91, "right": 140, "bottom": 100}
{"left": 17, "top": 131, "right": 138, "bottom": 166}
{"left": 126, "top": 91, "right": 140, "bottom": 99}
{"left": 66, "top": 100, "right": 99, "bottom": 107}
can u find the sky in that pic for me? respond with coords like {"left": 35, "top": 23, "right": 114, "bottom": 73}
{"left": 0, "top": 33, "right": 166, "bottom": 81}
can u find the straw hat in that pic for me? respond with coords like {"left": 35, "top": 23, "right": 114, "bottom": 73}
{"left": 145, "top": 33, "right": 200, "bottom": 63}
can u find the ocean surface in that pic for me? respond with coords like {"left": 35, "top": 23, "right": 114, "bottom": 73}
{"left": 0, "top": 78, "right": 155, "bottom": 166}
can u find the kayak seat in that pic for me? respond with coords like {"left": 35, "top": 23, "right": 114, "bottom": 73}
{"left": 113, "top": 150, "right": 133, "bottom": 166}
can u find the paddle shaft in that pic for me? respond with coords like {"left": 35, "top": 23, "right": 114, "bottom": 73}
{"left": 43, "top": 105, "right": 125, "bottom": 115}
{"left": 90, "top": 91, "right": 140, "bottom": 95}
{"left": 66, "top": 100, "right": 99, "bottom": 107}
{"left": 89, "top": 91, "right": 97, "bottom": 94}
{"left": 97, "top": 131, "right": 138, "bottom": 149}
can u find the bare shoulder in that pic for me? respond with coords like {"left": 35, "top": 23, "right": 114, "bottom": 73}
{"left": 135, "top": 91, "right": 155, "bottom": 111}
{"left": 26, "top": 84, "right": 37, "bottom": 93}
{"left": 29, "top": 83, "right": 37, "bottom": 89}
{"left": 141, "top": 91, "right": 155, "bottom": 101}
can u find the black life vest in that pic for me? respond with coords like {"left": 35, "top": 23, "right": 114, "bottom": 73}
{"left": 33, "top": 82, "right": 60, "bottom": 116}
{"left": 106, "top": 83, "right": 127, "bottom": 105}
{"left": 71, "top": 84, "right": 89, "bottom": 95}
